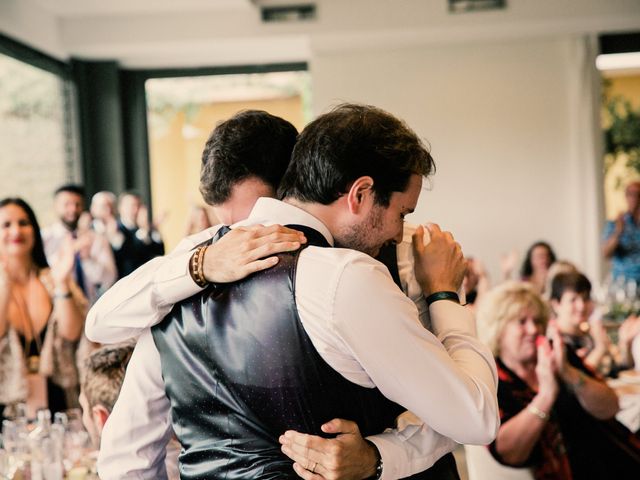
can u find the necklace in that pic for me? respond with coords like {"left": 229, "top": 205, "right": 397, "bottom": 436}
{"left": 9, "top": 270, "right": 44, "bottom": 374}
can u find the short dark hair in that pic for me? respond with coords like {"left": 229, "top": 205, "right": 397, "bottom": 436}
{"left": 550, "top": 272, "right": 591, "bottom": 301}
{"left": 0, "top": 197, "right": 48, "bottom": 269}
{"left": 82, "top": 344, "right": 134, "bottom": 412}
{"left": 278, "top": 104, "right": 435, "bottom": 206}
{"left": 520, "top": 241, "right": 557, "bottom": 279}
{"left": 54, "top": 184, "right": 85, "bottom": 198}
{"left": 199, "top": 110, "right": 298, "bottom": 205}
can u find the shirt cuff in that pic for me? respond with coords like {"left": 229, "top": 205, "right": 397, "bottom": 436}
{"left": 154, "top": 249, "right": 203, "bottom": 305}
{"left": 365, "top": 427, "right": 457, "bottom": 480}
{"left": 429, "top": 300, "right": 476, "bottom": 337}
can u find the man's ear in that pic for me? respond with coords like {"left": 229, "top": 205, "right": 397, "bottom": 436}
{"left": 92, "top": 404, "right": 111, "bottom": 434}
{"left": 345, "top": 176, "right": 374, "bottom": 214}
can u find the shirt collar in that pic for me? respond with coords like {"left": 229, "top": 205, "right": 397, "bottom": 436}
{"left": 233, "top": 197, "right": 334, "bottom": 246}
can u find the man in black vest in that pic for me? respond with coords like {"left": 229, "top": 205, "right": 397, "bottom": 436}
{"left": 148, "top": 104, "right": 498, "bottom": 479}
{"left": 89, "top": 109, "right": 497, "bottom": 480}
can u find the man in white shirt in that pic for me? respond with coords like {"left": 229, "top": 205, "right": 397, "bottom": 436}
{"left": 42, "top": 184, "right": 117, "bottom": 304}
{"left": 87, "top": 107, "right": 498, "bottom": 479}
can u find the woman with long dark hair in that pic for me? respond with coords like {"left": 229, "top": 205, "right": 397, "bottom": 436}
{"left": 520, "top": 241, "right": 556, "bottom": 294}
{"left": 0, "top": 197, "right": 86, "bottom": 420}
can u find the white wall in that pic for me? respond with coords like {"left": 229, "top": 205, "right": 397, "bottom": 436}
{"left": 0, "top": 0, "right": 630, "bottom": 283}
{"left": 311, "top": 37, "right": 599, "bottom": 283}
{"left": 0, "top": 0, "right": 66, "bottom": 59}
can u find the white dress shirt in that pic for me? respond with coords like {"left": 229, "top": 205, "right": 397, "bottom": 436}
{"left": 42, "top": 221, "right": 117, "bottom": 304}
{"left": 89, "top": 198, "right": 498, "bottom": 480}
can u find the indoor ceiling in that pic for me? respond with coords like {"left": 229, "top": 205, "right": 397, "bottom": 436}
{"left": 30, "top": 0, "right": 254, "bottom": 17}
{"left": 3, "top": 0, "right": 640, "bottom": 69}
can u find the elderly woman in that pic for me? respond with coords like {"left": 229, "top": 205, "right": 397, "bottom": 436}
{"left": 478, "top": 282, "right": 640, "bottom": 479}
{"left": 0, "top": 197, "right": 86, "bottom": 420}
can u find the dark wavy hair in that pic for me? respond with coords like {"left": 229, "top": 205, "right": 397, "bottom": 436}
{"left": 199, "top": 110, "right": 298, "bottom": 205}
{"left": 0, "top": 197, "right": 49, "bottom": 269}
{"left": 520, "top": 241, "right": 556, "bottom": 279}
{"left": 278, "top": 103, "right": 435, "bottom": 207}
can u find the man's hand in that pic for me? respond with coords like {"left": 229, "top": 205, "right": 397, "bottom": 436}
{"left": 279, "top": 419, "right": 378, "bottom": 480}
{"left": 203, "top": 225, "right": 307, "bottom": 283}
{"left": 412, "top": 223, "right": 465, "bottom": 296}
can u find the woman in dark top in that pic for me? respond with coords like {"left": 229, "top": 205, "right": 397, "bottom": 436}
{"left": 478, "top": 282, "right": 640, "bottom": 479}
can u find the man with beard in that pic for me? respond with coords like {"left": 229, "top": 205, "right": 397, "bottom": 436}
{"left": 89, "top": 107, "right": 498, "bottom": 479}
{"left": 42, "top": 184, "right": 117, "bottom": 304}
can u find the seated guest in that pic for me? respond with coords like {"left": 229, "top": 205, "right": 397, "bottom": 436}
{"left": 519, "top": 241, "right": 556, "bottom": 295}
{"left": 79, "top": 344, "right": 180, "bottom": 480}
{"left": 113, "top": 192, "right": 164, "bottom": 278}
{"left": 0, "top": 198, "right": 85, "bottom": 420}
{"left": 550, "top": 272, "right": 640, "bottom": 376}
{"left": 478, "top": 282, "right": 640, "bottom": 479}
{"left": 542, "top": 260, "right": 578, "bottom": 302}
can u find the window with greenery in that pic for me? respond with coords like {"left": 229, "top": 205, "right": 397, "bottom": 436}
{"left": 0, "top": 52, "right": 79, "bottom": 226}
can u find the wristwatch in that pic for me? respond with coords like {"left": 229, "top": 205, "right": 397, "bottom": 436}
{"left": 373, "top": 456, "right": 383, "bottom": 480}
{"left": 365, "top": 440, "right": 383, "bottom": 479}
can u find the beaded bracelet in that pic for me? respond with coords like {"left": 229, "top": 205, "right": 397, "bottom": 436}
{"left": 189, "top": 245, "right": 209, "bottom": 288}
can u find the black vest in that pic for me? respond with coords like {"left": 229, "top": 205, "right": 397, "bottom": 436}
{"left": 152, "top": 226, "right": 458, "bottom": 480}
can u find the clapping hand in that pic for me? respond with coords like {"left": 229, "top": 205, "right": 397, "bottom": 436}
{"left": 500, "top": 250, "right": 519, "bottom": 281}
{"left": 137, "top": 205, "right": 151, "bottom": 232}
{"left": 619, "top": 315, "right": 640, "bottom": 347}
{"left": 613, "top": 213, "right": 625, "bottom": 237}
{"left": 51, "top": 236, "right": 75, "bottom": 286}
{"left": 535, "top": 334, "right": 559, "bottom": 401}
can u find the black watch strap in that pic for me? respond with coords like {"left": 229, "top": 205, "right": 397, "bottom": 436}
{"left": 425, "top": 290, "right": 460, "bottom": 307}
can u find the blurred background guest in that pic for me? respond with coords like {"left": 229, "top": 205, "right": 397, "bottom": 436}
{"left": 478, "top": 282, "right": 640, "bottom": 479}
{"left": 112, "top": 191, "right": 165, "bottom": 279}
{"left": 90, "top": 191, "right": 122, "bottom": 247}
{"left": 80, "top": 343, "right": 180, "bottom": 480}
{"left": 184, "top": 205, "right": 213, "bottom": 236}
{"left": 0, "top": 198, "right": 86, "bottom": 421}
{"left": 550, "top": 272, "right": 640, "bottom": 376}
{"left": 42, "top": 185, "right": 116, "bottom": 305}
{"left": 462, "top": 256, "right": 490, "bottom": 311}
{"left": 519, "top": 241, "right": 556, "bottom": 295}
{"left": 603, "top": 181, "right": 640, "bottom": 284}
{"left": 543, "top": 260, "right": 579, "bottom": 302}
